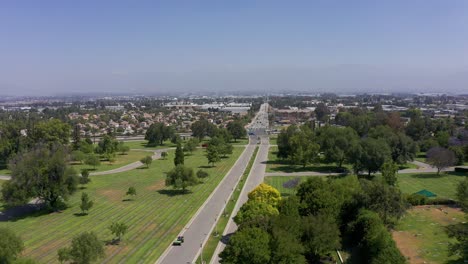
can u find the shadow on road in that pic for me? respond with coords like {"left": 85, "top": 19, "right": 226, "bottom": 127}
{"left": 220, "top": 232, "right": 234, "bottom": 245}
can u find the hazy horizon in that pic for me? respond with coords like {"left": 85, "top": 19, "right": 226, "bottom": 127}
{"left": 1, "top": 1, "right": 468, "bottom": 96}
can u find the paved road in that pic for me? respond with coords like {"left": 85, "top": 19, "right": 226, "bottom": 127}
{"left": 211, "top": 136, "right": 269, "bottom": 264}
{"left": 156, "top": 103, "right": 270, "bottom": 264}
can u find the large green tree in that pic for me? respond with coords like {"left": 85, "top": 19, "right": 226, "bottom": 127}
{"left": 349, "top": 138, "right": 391, "bottom": 176}
{"left": 2, "top": 144, "right": 78, "bottom": 210}
{"left": 145, "top": 123, "right": 175, "bottom": 146}
{"left": 316, "top": 126, "right": 359, "bottom": 168}
{"left": 301, "top": 214, "right": 341, "bottom": 262}
{"left": 0, "top": 228, "right": 24, "bottom": 264}
{"left": 219, "top": 227, "right": 271, "bottom": 264}
{"left": 165, "top": 165, "right": 198, "bottom": 191}
{"left": 57, "top": 232, "right": 105, "bottom": 264}
{"left": 227, "top": 120, "right": 246, "bottom": 142}
{"left": 174, "top": 143, "right": 184, "bottom": 166}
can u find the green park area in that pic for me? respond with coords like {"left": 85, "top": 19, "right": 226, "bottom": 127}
{"left": 70, "top": 150, "right": 150, "bottom": 173}
{"left": 397, "top": 172, "right": 466, "bottom": 200}
{"left": 265, "top": 172, "right": 466, "bottom": 200}
{"left": 0, "top": 147, "right": 244, "bottom": 263}
{"left": 393, "top": 206, "right": 465, "bottom": 264}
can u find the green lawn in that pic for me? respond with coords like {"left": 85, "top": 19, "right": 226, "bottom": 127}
{"left": 71, "top": 150, "right": 150, "bottom": 173}
{"left": 398, "top": 172, "right": 466, "bottom": 199}
{"left": 394, "top": 206, "right": 465, "bottom": 264}
{"left": 0, "top": 147, "right": 244, "bottom": 263}
{"left": 0, "top": 168, "right": 10, "bottom": 175}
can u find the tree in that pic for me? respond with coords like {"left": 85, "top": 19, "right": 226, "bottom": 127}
{"left": 80, "top": 169, "right": 91, "bottom": 186}
{"left": 314, "top": 103, "right": 330, "bottom": 122}
{"left": 126, "top": 186, "right": 137, "bottom": 199}
{"left": 206, "top": 144, "right": 221, "bottom": 166}
{"left": 32, "top": 119, "right": 71, "bottom": 146}
{"left": 227, "top": 120, "right": 246, "bottom": 142}
{"left": 269, "top": 218, "right": 306, "bottom": 264}
{"left": 381, "top": 161, "right": 398, "bottom": 186}
{"left": 0, "top": 228, "right": 24, "bottom": 264}
{"left": 456, "top": 177, "right": 468, "bottom": 212}
{"left": 349, "top": 138, "right": 391, "bottom": 176}
{"left": 80, "top": 192, "right": 94, "bottom": 215}
{"left": 117, "top": 142, "right": 130, "bottom": 155}
{"left": 445, "top": 221, "right": 468, "bottom": 262}
{"left": 95, "top": 135, "right": 118, "bottom": 155}
{"left": 289, "top": 130, "right": 319, "bottom": 168}
{"left": 369, "top": 125, "right": 417, "bottom": 164}
{"left": 145, "top": 123, "right": 175, "bottom": 146}
{"left": 2, "top": 143, "right": 78, "bottom": 210}
{"left": 426, "top": 147, "right": 456, "bottom": 175}
{"left": 301, "top": 214, "right": 341, "bottom": 261}
{"left": 191, "top": 119, "right": 217, "bottom": 140}
{"left": 219, "top": 142, "right": 233, "bottom": 158}
{"left": 316, "top": 126, "right": 359, "bottom": 168}
{"left": 57, "top": 232, "right": 104, "bottom": 264}
{"left": 174, "top": 143, "right": 184, "bottom": 166}
{"left": 140, "top": 156, "right": 152, "bottom": 168}
{"left": 350, "top": 210, "right": 406, "bottom": 264}
{"left": 234, "top": 200, "right": 279, "bottom": 227}
{"left": 71, "top": 150, "right": 86, "bottom": 164}
{"left": 196, "top": 169, "right": 209, "bottom": 180}
{"left": 247, "top": 183, "right": 281, "bottom": 207}
{"left": 184, "top": 138, "right": 198, "bottom": 154}
{"left": 165, "top": 165, "right": 198, "bottom": 191}
{"left": 85, "top": 154, "right": 100, "bottom": 170}
{"left": 72, "top": 124, "right": 82, "bottom": 150}
{"left": 358, "top": 179, "right": 406, "bottom": 226}
{"left": 160, "top": 151, "right": 168, "bottom": 160}
{"left": 109, "top": 222, "right": 129, "bottom": 243}
{"left": 219, "top": 227, "right": 271, "bottom": 264}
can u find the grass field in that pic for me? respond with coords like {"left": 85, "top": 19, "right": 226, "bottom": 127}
{"left": 70, "top": 150, "right": 150, "bottom": 173}
{"left": 393, "top": 206, "right": 465, "bottom": 264}
{"left": 398, "top": 172, "right": 466, "bottom": 199}
{"left": 415, "top": 152, "right": 426, "bottom": 163}
{"left": 269, "top": 136, "right": 277, "bottom": 145}
{"left": 0, "top": 147, "right": 244, "bottom": 264}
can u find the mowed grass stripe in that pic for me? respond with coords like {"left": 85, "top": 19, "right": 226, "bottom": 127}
{"left": 0, "top": 147, "right": 243, "bottom": 263}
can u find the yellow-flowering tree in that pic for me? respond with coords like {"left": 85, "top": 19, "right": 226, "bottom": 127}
{"left": 248, "top": 183, "right": 281, "bottom": 208}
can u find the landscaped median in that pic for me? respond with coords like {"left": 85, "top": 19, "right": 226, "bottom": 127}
{"left": 196, "top": 146, "right": 259, "bottom": 264}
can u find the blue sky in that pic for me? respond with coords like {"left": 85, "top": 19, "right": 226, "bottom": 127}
{"left": 1, "top": 1, "right": 467, "bottom": 95}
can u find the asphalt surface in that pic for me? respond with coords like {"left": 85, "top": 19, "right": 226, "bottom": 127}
{"left": 156, "top": 103, "right": 270, "bottom": 264}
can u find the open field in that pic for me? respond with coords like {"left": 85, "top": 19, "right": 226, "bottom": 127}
{"left": 0, "top": 147, "right": 244, "bottom": 263}
{"left": 398, "top": 172, "right": 466, "bottom": 199}
{"left": 415, "top": 152, "right": 427, "bottom": 163}
{"left": 393, "top": 205, "right": 465, "bottom": 264}
{"left": 71, "top": 150, "right": 150, "bottom": 173}
{"left": 269, "top": 136, "right": 277, "bottom": 145}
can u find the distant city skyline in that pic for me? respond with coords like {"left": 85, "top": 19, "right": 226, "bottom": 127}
{"left": 1, "top": 1, "right": 468, "bottom": 95}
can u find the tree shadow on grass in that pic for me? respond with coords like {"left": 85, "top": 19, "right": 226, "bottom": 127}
{"left": 157, "top": 189, "right": 192, "bottom": 197}
{"left": 198, "top": 165, "right": 213, "bottom": 169}
{"left": 122, "top": 198, "right": 133, "bottom": 202}
{"left": 410, "top": 173, "right": 446, "bottom": 179}
{"left": 73, "top": 212, "right": 88, "bottom": 217}
{"left": 0, "top": 203, "right": 49, "bottom": 222}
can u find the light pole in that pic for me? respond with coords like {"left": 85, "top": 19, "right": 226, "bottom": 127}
{"left": 200, "top": 242, "right": 203, "bottom": 264}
